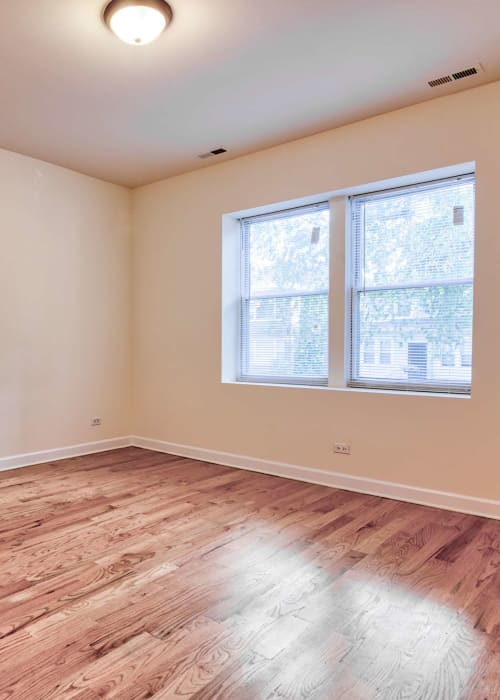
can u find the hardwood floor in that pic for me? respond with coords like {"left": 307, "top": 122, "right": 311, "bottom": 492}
{"left": 0, "top": 447, "right": 498, "bottom": 699}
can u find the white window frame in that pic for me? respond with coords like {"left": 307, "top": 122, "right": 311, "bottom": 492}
{"left": 222, "top": 165, "right": 475, "bottom": 397}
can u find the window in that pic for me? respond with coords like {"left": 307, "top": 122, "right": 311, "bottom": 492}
{"left": 461, "top": 339, "right": 472, "bottom": 367}
{"left": 379, "top": 338, "right": 392, "bottom": 365}
{"left": 363, "top": 339, "right": 375, "bottom": 364}
{"left": 239, "top": 203, "right": 329, "bottom": 385}
{"left": 228, "top": 170, "right": 475, "bottom": 395}
{"left": 349, "top": 175, "right": 475, "bottom": 393}
{"left": 441, "top": 349, "right": 455, "bottom": 367}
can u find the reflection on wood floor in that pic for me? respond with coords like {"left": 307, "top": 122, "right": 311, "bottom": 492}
{"left": 0, "top": 447, "right": 498, "bottom": 699}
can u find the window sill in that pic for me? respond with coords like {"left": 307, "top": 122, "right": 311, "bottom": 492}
{"left": 222, "top": 380, "right": 470, "bottom": 399}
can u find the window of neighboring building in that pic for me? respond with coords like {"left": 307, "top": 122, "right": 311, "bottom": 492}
{"left": 363, "top": 340, "right": 375, "bottom": 364}
{"left": 441, "top": 349, "right": 455, "bottom": 367}
{"left": 379, "top": 338, "right": 392, "bottom": 365}
{"left": 461, "top": 339, "right": 472, "bottom": 368}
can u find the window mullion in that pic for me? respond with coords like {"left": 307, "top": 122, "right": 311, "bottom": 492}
{"left": 329, "top": 195, "right": 348, "bottom": 388}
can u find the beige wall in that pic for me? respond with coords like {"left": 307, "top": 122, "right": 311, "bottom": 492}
{"left": 0, "top": 148, "right": 131, "bottom": 455}
{"left": 132, "top": 80, "right": 500, "bottom": 502}
{"left": 2, "top": 82, "right": 496, "bottom": 501}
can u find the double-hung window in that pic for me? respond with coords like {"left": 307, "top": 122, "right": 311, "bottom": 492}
{"left": 239, "top": 203, "right": 330, "bottom": 385}
{"left": 232, "top": 171, "right": 475, "bottom": 395}
{"left": 349, "top": 175, "right": 475, "bottom": 393}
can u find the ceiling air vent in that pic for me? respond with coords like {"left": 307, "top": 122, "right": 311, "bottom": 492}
{"left": 428, "top": 75, "right": 453, "bottom": 87}
{"left": 198, "top": 147, "right": 228, "bottom": 160}
{"left": 428, "top": 63, "right": 483, "bottom": 88}
{"left": 452, "top": 67, "right": 478, "bottom": 80}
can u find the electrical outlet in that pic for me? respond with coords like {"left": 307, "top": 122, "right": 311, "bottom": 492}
{"left": 91, "top": 417, "right": 102, "bottom": 427}
{"left": 334, "top": 443, "right": 351, "bottom": 455}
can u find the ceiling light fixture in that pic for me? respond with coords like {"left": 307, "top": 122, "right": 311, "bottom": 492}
{"left": 103, "top": 0, "right": 173, "bottom": 46}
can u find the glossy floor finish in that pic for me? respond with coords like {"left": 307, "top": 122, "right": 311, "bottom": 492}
{"left": 0, "top": 447, "right": 498, "bottom": 699}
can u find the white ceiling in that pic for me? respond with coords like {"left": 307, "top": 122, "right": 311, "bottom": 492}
{"left": 1, "top": 0, "right": 500, "bottom": 187}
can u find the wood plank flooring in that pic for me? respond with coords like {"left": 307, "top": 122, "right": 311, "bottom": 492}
{"left": 0, "top": 446, "right": 498, "bottom": 699}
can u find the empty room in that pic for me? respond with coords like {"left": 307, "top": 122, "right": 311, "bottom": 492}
{"left": 0, "top": 1, "right": 499, "bottom": 698}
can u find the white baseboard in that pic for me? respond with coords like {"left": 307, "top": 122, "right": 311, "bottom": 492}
{"left": 131, "top": 436, "right": 500, "bottom": 520}
{"left": 0, "top": 437, "right": 132, "bottom": 473}
{"left": 2, "top": 435, "right": 498, "bottom": 520}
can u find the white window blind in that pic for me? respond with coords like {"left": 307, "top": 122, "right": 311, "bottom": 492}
{"left": 349, "top": 175, "right": 475, "bottom": 394}
{"left": 240, "top": 202, "right": 330, "bottom": 385}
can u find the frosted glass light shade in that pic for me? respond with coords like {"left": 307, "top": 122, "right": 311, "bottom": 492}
{"left": 104, "top": 0, "right": 172, "bottom": 45}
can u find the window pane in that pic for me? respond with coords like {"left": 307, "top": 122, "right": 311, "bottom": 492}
{"left": 241, "top": 204, "right": 330, "bottom": 384}
{"left": 360, "top": 180, "right": 474, "bottom": 287}
{"left": 248, "top": 208, "right": 329, "bottom": 295}
{"left": 351, "top": 176, "right": 475, "bottom": 392}
{"left": 355, "top": 284, "right": 473, "bottom": 386}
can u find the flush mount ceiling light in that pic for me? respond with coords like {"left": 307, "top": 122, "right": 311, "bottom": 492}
{"left": 103, "top": 0, "right": 173, "bottom": 46}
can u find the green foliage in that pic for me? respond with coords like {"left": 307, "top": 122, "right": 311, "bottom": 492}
{"left": 248, "top": 209, "right": 329, "bottom": 294}
{"left": 356, "top": 180, "right": 474, "bottom": 358}
{"left": 246, "top": 208, "right": 329, "bottom": 378}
